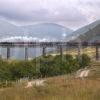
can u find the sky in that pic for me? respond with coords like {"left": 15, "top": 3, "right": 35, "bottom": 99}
{"left": 0, "top": 0, "right": 100, "bottom": 30}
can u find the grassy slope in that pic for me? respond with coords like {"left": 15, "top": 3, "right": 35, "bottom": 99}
{"left": 51, "top": 47, "right": 97, "bottom": 58}
{"left": 0, "top": 76, "right": 99, "bottom": 100}
{"left": 0, "top": 47, "right": 100, "bottom": 100}
{"left": 88, "top": 61, "right": 100, "bottom": 78}
{"left": 51, "top": 47, "right": 100, "bottom": 77}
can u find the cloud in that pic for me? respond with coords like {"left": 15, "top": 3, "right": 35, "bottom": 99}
{"left": 0, "top": 36, "right": 57, "bottom": 42}
{"left": 0, "top": 0, "right": 86, "bottom": 22}
{"left": 0, "top": 0, "right": 99, "bottom": 29}
{"left": 78, "top": 0, "right": 100, "bottom": 21}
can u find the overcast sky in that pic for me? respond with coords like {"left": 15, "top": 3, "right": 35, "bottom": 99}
{"left": 0, "top": 0, "right": 100, "bottom": 30}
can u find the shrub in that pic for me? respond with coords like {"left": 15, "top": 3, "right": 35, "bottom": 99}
{"left": 76, "top": 54, "right": 91, "bottom": 68}
{"left": 9, "top": 61, "right": 37, "bottom": 80}
{"left": 0, "top": 60, "right": 12, "bottom": 81}
{"left": 0, "top": 54, "right": 90, "bottom": 81}
{"left": 40, "top": 57, "right": 60, "bottom": 77}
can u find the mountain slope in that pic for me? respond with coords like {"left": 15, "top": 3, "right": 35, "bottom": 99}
{"left": 0, "top": 20, "right": 73, "bottom": 59}
{"left": 78, "top": 24, "right": 100, "bottom": 42}
{"left": 21, "top": 23, "right": 73, "bottom": 41}
{"left": 0, "top": 20, "right": 24, "bottom": 38}
{"left": 0, "top": 20, "right": 73, "bottom": 42}
{"left": 69, "top": 20, "right": 100, "bottom": 42}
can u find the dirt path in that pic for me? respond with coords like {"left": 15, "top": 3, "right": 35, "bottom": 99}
{"left": 25, "top": 79, "right": 46, "bottom": 88}
{"left": 76, "top": 69, "right": 90, "bottom": 78}
{"left": 79, "top": 70, "right": 90, "bottom": 77}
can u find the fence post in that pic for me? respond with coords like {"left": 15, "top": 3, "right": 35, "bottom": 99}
{"left": 96, "top": 46, "right": 99, "bottom": 61}
{"left": 42, "top": 47, "right": 46, "bottom": 57}
{"left": 7, "top": 47, "right": 10, "bottom": 60}
{"left": 25, "top": 47, "right": 28, "bottom": 60}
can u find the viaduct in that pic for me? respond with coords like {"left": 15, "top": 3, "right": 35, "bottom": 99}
{"left": 0, "top": 41, "right": 99, "bottom": 61}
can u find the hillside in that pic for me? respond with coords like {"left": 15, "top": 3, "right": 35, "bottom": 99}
{"left": 70, "top": 20, "right": 100, "bottom": 42}
{"left": 0, "top": 74, "right": 99, "bottom": 100}
{"left": 21, "top": 23, "right": 73, "bottom": 41}
{"left": 0, "top": 20, "right": 23, "bottom": 38}
{"left": 0, "top": 58, "right": 99, "bottom": 100}
{"left": 88, "top": 61, "right": 100, "bottom": 78}
{"left": 0, "top": 20, "right": 73, "bottom": 41}
{"left": 78, "top": 24, "right": 100, "bottom": 42}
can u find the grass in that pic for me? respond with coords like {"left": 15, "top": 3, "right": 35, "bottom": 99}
{"left": 88, "top": 61, "right": 100, "bottom": 78}
{"left": 0, "top": 76, "right": 99, "bottom": 100}
{"left": 51, "top": 47, "right": 97, "bottom": 59}
{"left": 0, "top": 47, "right": 100, "bottom": 100}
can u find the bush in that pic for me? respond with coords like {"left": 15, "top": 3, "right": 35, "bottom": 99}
{"left": 0, "top": 54, "right": 91, "bottom": 81}
{"left": 0, "top": 60, "right": 12, "bottom": 81}
{"left": 40, "top": 57, "right": 60, "bottom": 77}
{"left": 60, "top": 57, "right": 79, "bottom": 74}
{"left": 76, "top": 54, "right": 91, "bottom": 68}
{"left": 9, "top": 61, "right": 37, "bottom": 80}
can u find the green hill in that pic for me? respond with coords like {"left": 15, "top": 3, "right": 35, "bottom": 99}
{"left": 79, "top": 24, "right": 100, "bottom": 42}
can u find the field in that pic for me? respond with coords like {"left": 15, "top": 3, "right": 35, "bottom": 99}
{"left": 0, "top": 47, "right": 99, "bottom": 100}
{"left": 0, "top": 76, "right": 99, "bottom": 100}
{"left": 51, "top": 47, "right": 97, "bottom": 59}
{"left": 0, "top": 59, "right": 100, "bottom": 100}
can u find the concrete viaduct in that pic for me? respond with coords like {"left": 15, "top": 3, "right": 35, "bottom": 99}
{"left": 0, "top": 41, "right": 99, "bottom": 61}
